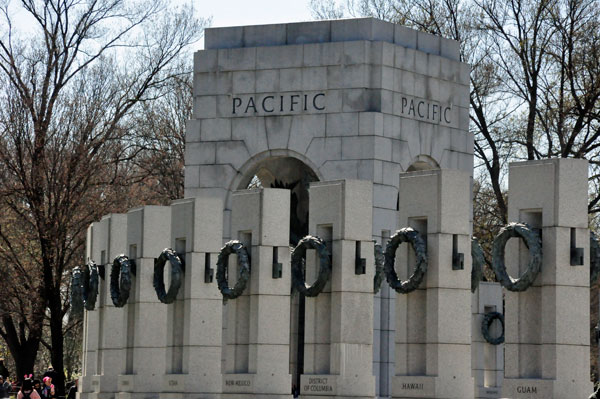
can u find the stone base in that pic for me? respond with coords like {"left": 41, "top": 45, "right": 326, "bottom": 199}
{"left": 86, "top": 393, "right": 117, "bottom": 399}
{"left": 299, "top": 374, "right": 375, "bottom": 398}
{"left": 158, "top": 373, "right": 221, "bottom": 399}
{"left": 474, "top": 385, "right": 501, "bottom": 398}
{"left": 116, "top": 393, "right": 159, "bottom": 399}
{"left": 221, "top": 395, "right": 290, "bottom": 399}
{"left": 392, "top": 375, "right": 474, "bottom": 398}
{"left": 89, "top": 375, "right": 117, "bottom": 395}
{"left": 159, "top": 394, "right": 221, "bottom": 399}
{"left": 502, "top": 377, "right": 593, "bottom": 399}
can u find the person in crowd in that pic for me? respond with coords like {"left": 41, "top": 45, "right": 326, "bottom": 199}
{"left": 17, "top": 377, "right": 40, "bottom": 399}
{"left": 66, "top": 380, "right": 77, "bottom": 399}
{"left": 40, "top": 377, "right": 54, "bottom": 399}
{"left": 0, "top": 360, "right": 8, "bottom": 380}
{"left": 42, "top": 368, "right": 57, "bottom": 384}
{"left": 32, "top": 379, "right": 42, "bottom": 396}
{"left": 0, "top": 375, "right": 10, "bottom": 399}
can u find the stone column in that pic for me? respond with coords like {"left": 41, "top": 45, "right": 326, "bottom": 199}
{"left": 160, "top": 196, "right": 224, "bottom": 399}
{"left": 502, "top": 159, "right": 593, "bottom": 398}
{"left": 79, "top": 226, "right": 98, "bottom": 399}
{"left": 115, "top": 206, "right": 171, "bottom": 399}
{"left": 392, "top": 169, "right": 473, "bottom": 399}
{"left": 88, "top": 213, "right": 127, "bottom": 399}
{"left": 471, "top": 282, "right": 503, "bottom": 398}
{"left": 300, "top": 179, "right": 375, "bottom": 399}
{"left": 222, "top": 188, "right": 292, "bottom": 398}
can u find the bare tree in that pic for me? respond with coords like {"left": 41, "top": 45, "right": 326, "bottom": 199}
{"left": 0, "top": 0, "right": 208, "bottom": 393}
{"left": 128, "top": 61, "right": 193, "bottom": 203}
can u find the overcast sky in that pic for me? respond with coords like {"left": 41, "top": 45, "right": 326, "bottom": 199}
{"left": 199, "top": 0, "right": 315, "bottom": 49}
{"left": 203, "top": 0, "right": 313, "bottom": 28}
{"left": 5, "top": 0, "right": 315, "bottom": 51}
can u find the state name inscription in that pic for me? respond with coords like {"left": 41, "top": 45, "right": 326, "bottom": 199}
{"left": 232, "top": 92, "right": 326, "bottom": 115}
{"left": 303, "top": 377, "right": 334, "bottom": 394}
{"left": 516, "top": 386, "right": 537, "bottom": 394}
{"left": 225, "top": 379, "right": 252, "bottom": 387}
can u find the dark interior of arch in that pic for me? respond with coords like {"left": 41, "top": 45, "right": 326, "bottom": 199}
{"left": 240, "top": 156, "right": 319, "bottom": 246}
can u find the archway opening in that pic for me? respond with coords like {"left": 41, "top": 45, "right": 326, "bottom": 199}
{"left": 239, "top": 156, "right": 319, "bottom": 246}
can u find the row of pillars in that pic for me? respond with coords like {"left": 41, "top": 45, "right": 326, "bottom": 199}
{"left": 79, "top": 158, "right": 592, "bottom": 399}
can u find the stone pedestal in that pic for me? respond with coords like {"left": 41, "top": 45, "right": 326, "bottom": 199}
{"left": 300, "top": 180, "right": 375, "bottom": 399}
{"left": 391, "top": 169, "right": 473, "bottom": 399}
{"left": 86, "top": 213, "right": 128, "bottom": 399}
{"left": 471, "top": 282, "right": 503, "bottom": 398}
{"left": 79, "top": 226, "right": 98, "bottom": 399}
{"left": 113, "top": 206, "right": 171, "bottom": 399}
{"left": 159, "top": 196, "right": 224, "bottom": 399}
{"left": 222, "top": 188, "right": 292, "bottom": 399}
{"left": 502, "top": 159, "right": 593, "bottom": 398}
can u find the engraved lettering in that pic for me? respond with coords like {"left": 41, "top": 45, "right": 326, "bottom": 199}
{"left": 290, "top": 94, "right": 300, "bottom": 111}
{"left": 313, "top": 93, "right": 325, "bottom": 110}
{"left": 232, "top": 97, "right": 242, "bottom": 114}
{"left": 225, "top": 379, "right": 251, "bottom": 387}
{"left": 401, "top": 383, "right": 424, "bottom": 390}
{"left": 444, "top": 106, "right": 451, "bottom": 123}
{"left": 244, "top": 97, "right": 257, "bottom": 113}
{"left": 230, "top": 93, "right": 327, "bottom": 115}
{"left": 262, "top": 96, "right": 274, "bottom": 113}
{"left": 398, "top": 96, "right": 452, "bottom": 124}
{"left": 417, "top": 101, "right": 425, "bottom": 118}
{"left": 516, "top": 386, "right": 537, "bottom": 394}
{"left": 408, "top": 99, "right": 415, "bottom": 116}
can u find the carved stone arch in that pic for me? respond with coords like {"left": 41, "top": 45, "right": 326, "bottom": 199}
{"left": 225, "top": 149, "right": 323, "bottom": 245}
{"left": 406, "top": 154, "right": 441, "bottom": 172}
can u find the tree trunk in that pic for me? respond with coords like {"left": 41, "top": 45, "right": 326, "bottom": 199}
{"left": 0, "top": 315, "right": 42, "bottom": 383}
{"left": 48, "top": 292, "right": 66, "bottom": 396}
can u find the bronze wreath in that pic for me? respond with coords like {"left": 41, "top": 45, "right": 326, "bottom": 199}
{"left": 591, "top": 232, "right": 600, "bottom": 285}
{"left": 153, "top": 248, "right": 185, "bottom": 304}
{"left": 373, "top": 242, "right": 385, "bottom": 293}
{"left": 216, "top": 241, "right": 251, "bottom": 300}
{"left": 492, "top": 223, "right": 542, "bottom": 292}
{"left": 481, "top": 311, "right": 504, "bottom": 345}
{"left": 70, "top": 267, "right": 84, "bottom": 316}
{"left": 82, "top": 260, "right": 99, "bottom": 311}
{"left": 291, "top": 235, "right": 331, "bottom": 297}
{"left": 384, "top": 227, "right": 428, "bottom": 294}
{"left": 471, "top": 237, "right": 485, "bottom": 293}
{"left": 110, "top": 254, "right": 133, "bottom": 307}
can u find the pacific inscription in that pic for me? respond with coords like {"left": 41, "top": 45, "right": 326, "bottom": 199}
{"left": 399, "top": 96, "right": 452, "bottom": 124}
{"left": 232, "top": 92, "right": 326, "bottom": 115}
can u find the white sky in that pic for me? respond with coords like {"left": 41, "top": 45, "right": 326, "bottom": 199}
{"left": 5, "top": 0, "right": 315, "bottom": 51}
{"left": 201, "top": 0, "right": 313, "bottom": 28}
{"left": 198, "top": 0, "right": 314, "bottom": 49}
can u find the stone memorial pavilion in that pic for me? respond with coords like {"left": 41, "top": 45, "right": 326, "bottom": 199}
{"left": 75, "top": 17, "right": 595, "bottom": 399}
